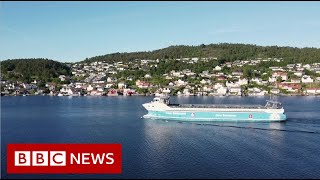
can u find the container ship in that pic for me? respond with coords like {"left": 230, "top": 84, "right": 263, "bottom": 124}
{"left": 142, "top": 96, "right": 286, "bottom": 122}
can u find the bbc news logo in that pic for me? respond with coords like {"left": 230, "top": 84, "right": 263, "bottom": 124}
{"left": 7, "top": 144, "right": 122, "bottom": 174}
{"left": 14, "top": 151, "right": 67, "bottom": 166}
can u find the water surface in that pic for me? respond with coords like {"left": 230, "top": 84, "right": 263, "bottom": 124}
{"left": 1, "top": 96, "right": 320, "bottom": 178}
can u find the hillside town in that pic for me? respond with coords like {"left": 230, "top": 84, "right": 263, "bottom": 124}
{"left": 1, "top": 57, "right": 320, "bottom": 96}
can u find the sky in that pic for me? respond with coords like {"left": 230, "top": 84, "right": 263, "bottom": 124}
{"left": 1, "top": 1, "right": 320, "bottom": 62}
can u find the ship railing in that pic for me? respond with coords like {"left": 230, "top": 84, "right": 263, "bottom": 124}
{"left": 168, "top": 104, "right": 267, "bottom": 109}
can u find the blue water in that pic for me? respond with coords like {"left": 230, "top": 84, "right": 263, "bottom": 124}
{"left": 1, "top": 96, "right": 320, "bottom": 179}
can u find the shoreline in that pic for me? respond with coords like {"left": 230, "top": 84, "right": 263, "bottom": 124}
{"left": 2, "top": 94, "right": 320, "bottom": 97}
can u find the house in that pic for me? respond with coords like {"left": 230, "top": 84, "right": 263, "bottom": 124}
{"left": 144, "top": 74, "right": 152, "bottom": 79}
{"left": 214, "top": 83, "right": 224, "bottom": 90}
{"left": 200, "top": 70, "right": 214, "bottom": 78}
{"left": 287, "top": 64, "right": 295, "bottom": 69}
{"left": 216, "top": 87, "right": 227, "bottom": 95}
{"left": 278, "top": 83, "right": 301, "bottom": 93}
{"left": 107, "top": 77, "right": 117, "bottom": 83}
{"left": 290, "top": 79, "right": 301, "bottom": 83}
{"left": 59, "top": 75, "right": 66, "bottom": 81}
{"left": 171, "top": 71, "right": 182, "bottom": 77}
{"left": 269, "top": 67, "right": 284, "bottom": 71}
{"left": 118, "top": 82, "right": 127, "bottom": 89}
{"left": 136, "top": 80, "right": 150, "bottom": 88}
{"left": 248, "top": 87, "right": 267, "bottom": 96}
{"left": 231, "top": 72, "right": 243, "bottom": 78}
{"left": 22, "top": 83, "right": 37, "bottom": 90}
{"left": 214, "top": 65, "right": 222, "bottom": 71}
{"left": 182, "top": 88, "right": 192, "bottom": 96}
{"left": 32, "top": 79, "right": 38, "bottom": 84}
{"left": 174, "top": 79, "right": 187, "bottom": 87}
{"left": 303, "top": 64, "right": 311, "bottom": 69}
{"left": 304, "top": 88, "right": 320, "bottom": 95}
{"left": 105, "top": 83, "right": 114, "bottom": 88}
{"left": 272, "top": 71, "right": 288, "bottom": 81}
{"left": 60, "top": 87, "right": 76, "bottom": 96}
{"left": 184, "top": 71, "right": 196, "bottom": 77}
{"left": 86, "top": 85, "right": 94, "bottom": 91}
{"left": 301, "top": 75, "right": 314, "bottom": 83}
{"left": 165, "top": 75, "right": 173, "bottom": 80}
{"left": 201, "top": 86, "right": 212, "bottom": 92}
{"left": 126, "top": 76, "right": 134, "bottom": 81}
{"left": 75, "top": 83, "right": 84, "bottom": 89}
{"left": 97, "top": 87, "right": 105, "bottom": 92}
{"left": 270, "top": 89, "right": 280, "bottom": 94}
{"left": 200, "top": 79, "right": 211, "bottom": 85}
{"left": 294, "top": 71, "right": 304, "bottom": 77}
{"left": 268, "top": 76, "right": 276, "bottom": 83}
{"left": 228, "top": 87, "right": 242, "bottom": 96}
{"left": 226, "top": 81, "right": 239, "bottom": 88}
{"left": 251, "top": 78, "right": 263, "bottom": 85}
{"left": 162, "top": 87, "right": 171, "bottom": 94}
{"left": 217, "top": 75, "right": 226, "bottom": 81}
{"left": 237, "top": 78, "right": 248, "bottom": 86}
{"left": 90, "top": 90, "right": 103, "bottom": 96}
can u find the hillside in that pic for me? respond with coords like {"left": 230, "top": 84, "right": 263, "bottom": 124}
{"left": 1, "top": 58, "right": 71, "bottom": 83}
{"left": 82, "top": 43, "right": 320, "bottom": 65}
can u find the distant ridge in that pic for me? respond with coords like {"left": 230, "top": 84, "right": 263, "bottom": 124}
{"left": 81, "top": 43, "right": 320, "bottom": 65}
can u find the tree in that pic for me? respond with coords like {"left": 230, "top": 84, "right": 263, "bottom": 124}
{"left": 276, "top": 76, "right": 282, "bottom": 83}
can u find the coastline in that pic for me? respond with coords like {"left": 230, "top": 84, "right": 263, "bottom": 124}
{"left": 2, "top": 93, "right": 319, "bottom": 97}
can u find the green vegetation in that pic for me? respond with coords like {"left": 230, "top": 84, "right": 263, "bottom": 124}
{"left": 1, "top": 58, "right": 71, "bottom": 83}
{"left": 2, "top": 43, "right": 320, "bottom": 92}
{"left": 82, "top": 43, "right": 320, "bottom": 65}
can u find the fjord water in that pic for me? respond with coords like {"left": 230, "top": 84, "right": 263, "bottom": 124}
{"left": 1, "top": 96, "right": 320, "bottom": 179}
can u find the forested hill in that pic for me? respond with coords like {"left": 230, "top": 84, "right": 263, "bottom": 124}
{"left": 1, "top": 58, "right": 71, "bottom": 82}
{"left": 82, "top": 43, "right": 320, "bottom": 64}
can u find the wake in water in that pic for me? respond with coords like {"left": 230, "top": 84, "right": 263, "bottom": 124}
{"left": 155, "top": 119, "right": 320, "bottom": 135}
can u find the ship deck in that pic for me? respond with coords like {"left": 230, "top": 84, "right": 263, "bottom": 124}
{"left": 168, "top": 103, "right": 267, "bottom": 109}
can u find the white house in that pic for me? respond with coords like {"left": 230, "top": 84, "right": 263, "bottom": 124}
{"left": 171, "top": 71, "right": 182, "bottom": 77}
{"left": 301, "top": 75, "right": 314, "bottom": 83}
{"left": 291, "top": 79, "right": 301, "bottom": 83}
{"left": 162, "top": 87, "right": 171, "bottom": 93}
{"left": 272, "top": 71, "right": 288, "bottom": 81}
{"left": 175, "top": 79, "right": 187, "bottom": 87}
{"left": 86, "top": 85, "right": 94, "bottom": 91}
{"left": 226, "top": 81, "right": 239, "bottom": 88}
{"left": 200, "top": 79, "right": 211, "bottom": 85}
{"left": 118, "top": 82, "right": 126, "bottom": 89}
{"left": 182, "top": 88, "right": 191, "bottom": 96}
{"left": 270, "top": 89, "right": 280, "bottom": 94}
{"left": 214, "top": 83, "right": 224, "bottom": 90}
{"left": 229, "top": 87, "right": 242, "bottom": 96}
{"left": 105, "top": 83, "right": 114, "bottom": 88}
{"left": 268, "top": 77, "right": 277, "bottom": 83}
{"left": 251, "top": 78, "right": 263, "bottom": 85}
{"left": 294, "top": 71, "right": 303, "bottom": 77}
{"left": 144, "top": 74, "right": 152, "bottom": 79}
{"left": 248, "top": 87, "right": 267, "bottom": 96}
{"left": 59, "top": 75, "right": 66, "bottom": 82}
{"left": 303, "top": 64, "right": 311, "bottom": 69}
{"left": 214, "top": 65, "right": 222, "bottom": 71}
{"left": 304, "top": 88, "right": 320, "bottom": 95}
{"left": 237, "top": 78, "right": 248, "bottom": 86}
{"left": 216, "top": 87, "right": 227, "bottom": 95}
